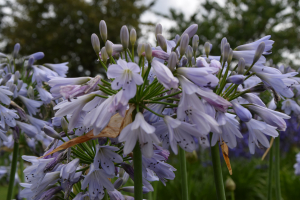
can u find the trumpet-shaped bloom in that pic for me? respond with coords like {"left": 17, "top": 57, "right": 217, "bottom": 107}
{"left": 107, "top": 59, "right": 143, "bottom": 100}
{"left": 93, "top": 145, "right": 123, "bottom": 175}
{"left": 235, "top": 35, "right": 274, "bottom": 54}
{"left": 211, "top": 112, "right": 243, "bottom": 149}
{"left": 0, "top": 86, "right": 13, "bottom": 105}
{"left": 247, "top": 104, "right": 290, "bottom": 131}
{"left": 81, "top": 163, "right": 115, "bottom": 200}
{"left": 44, "top": 62, "right": 69, "bottom": 77}
{"left": 281, "top": 99, "right": 300, "bottom": 115}
{"left": 0, "top": 105, "right": 19, "bottom": 128}
{"left": 19, "top": 95, "right": 43, "bottom": 116}
{"left": 37, "top": 85, "right": 53, "bottom": 104}
{"left": 177, "top": 92, "right": 220, "bottom": 135}
{"left": 152, "top": 59, "right": 179, "bottom": 89}
{"left": 245, "top": 119, "right": 278, "bottom": 154}
{"left": 118, "top": 112, "right": 160, "bottom": 158}
{"left": 154, "top": 116, "right": 207, "bottom": 154}
{"left": 256, "top": 71, "right": 298, "bottom": 98}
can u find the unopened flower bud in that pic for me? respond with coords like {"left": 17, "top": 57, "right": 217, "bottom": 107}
{"left": 180, "top": 34, "right": 189, "bottom": 57}
{"left": 120, "top": 25, "right": 129, "bottom": 49}
{"left": 13, "top": 43, "right": 20, "bottom": 58}
{"left": 222, "top": 43, "right": 230, "bottom": 63}
{"left": 227, "top": 75, "right": 245, "bottom": 84}
{"left": 225, "top": 177, "right": 236, "bottom": 191}
{"left": 145, "top": 43, "right": 152, "bottom": 62}
{"left": 61, "top": 117, "right": 68, "bottom": 133}
{"left": 27, "top": 86, "right": 34, "bottom": 99}
{"left": 155, "top": 24, "right": 163, "bottom": 40}
{"left": 168, "top": 52, "right": 177, "bottom": 71}
{"left": 156, "top": 34, "right": 167, "bottom": 52}
{"left": 17, "top": 80, "right": 23, "bottom": 91}
{"left": 227, "top": 48, "right": 233, "bottom": 64}
{"left": 204, "top": 42, "right": 211, "bottom": 58}
{"left": 231, "top": 101, "right": 252, "bottom": 122}
{"left": 91, "top": 33, "right": 100, "bottom": 54}
{"left": 101, "top": 47, "right": 108, "bottom": 62}
{"left": 105, "top": 40, "right": 113, "bottom": 57}
{"left": 182, "top": 24, "right": 198, "bottom": 40}
{"left": 137, "top": 43, "right": 145, "bottom": 57}
{"left": 221, "top": 37, "right": 228, "bottom": 54}
{"left": 1, "top": 73, "right": 12, "bottom": 85}
{"left": 252, "top": 42, "right": 265, "bottom": 65}
{"left": 43, "top": 125, "right": 62, "bottom": 139}
{"left": 14, "top": 71, "right": 20, "bottom": 84}
{"left": 186, "top": 45, "right": 193, "bottom": 63}
{"left": 237, "top": 58, "right": 245, "bottom": 74}
{"left": 99, "top": 20, "right": 107, "bottom": 42}
{"left": 27, "top": 56, "right": 35, "bottom": 68}
{"left": 192, "top": 35, "right": 199, "bottom": 53}
{"left": 181, "top": 56, "right": 188, "bottom": 67}
{"left": 30, "top": 52, "right": 44, "bottom": 60}
{"left": 174, "top": 34, "right": 180, "bottom": 44}
{"left": 130, "top": 28, "right": 136, "bottom": 46}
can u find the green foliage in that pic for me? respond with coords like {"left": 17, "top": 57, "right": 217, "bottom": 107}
{"left": 0, "top": 0, "right": 154, "bottom": 76}
{"left": 167, "top": 0, "right": 300, "bottom": 69}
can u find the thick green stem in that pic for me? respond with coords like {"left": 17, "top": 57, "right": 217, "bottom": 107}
{"left": 274, "top": 137, "right": 281, "bottom": 200}
{"left": 7, "top": 142, "right": 19, "bottom": 200}
{"left": 210, "top": 142, "right": 226, "bottom": 200}
{"left": 267, "top": 144, "right": 274, "bottom": 200}
{"left": 179, "top": 148, "right": 188, "bottom": 200}
{"left": 153, "top": 181, "right": 158, "bottom": 200}
{"left": 133, "top": 142, "right": 143, "bottom": 200}
{"left": 231, "top": 191, "right": 235, "bottom": 200}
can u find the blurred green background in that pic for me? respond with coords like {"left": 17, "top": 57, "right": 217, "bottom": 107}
{"left": 1, "top": 0, "right": 300, "bottom": 199}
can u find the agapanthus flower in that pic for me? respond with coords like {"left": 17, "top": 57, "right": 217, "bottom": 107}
{"left": 93, "top": 145, "right": 123, "bottom": 175}
{"left": 245, "top": 119, "right": 278, "bottom": 154}
{"left": 107, "top": 59, "right": 143, "bottom": 100}
{"left": 119, "top": 112, "right": 160, "bottom": 158}
{"left": 81, "top": 163, "right": 115, "bottom": 200}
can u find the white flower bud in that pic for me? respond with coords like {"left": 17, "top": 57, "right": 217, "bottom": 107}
{"left": 192, "top": 35, "right": 199, "bottom": 53}
{"left": 155, "top": 24, "right": 163, "bottom": 40}
{"left": 204, "top": 42, "right": 211, "bottom": 58}
{"left": 130, "top": 28, "right": 136, "bottom": 46}
{"left": 101, "top": 47, "right": 108, "bottom": 62}
{"left": 167, "top": 52, "right": 177, "bottom": 71}
{"left": 13, "top": 43, "right": 20, "bottom": 58}
{"left": 99, "top": 20, "right": 107, "bottom": 42}
{"left": 43, "top": 125, "right": 62, "bottom": 139}
{"left": 186, "top": 45, "right": 193, "bottom": 63}
{"left": 120, "top": 25, "right": 129, "bottom": 49}
{"left": 27, "top": 86, "right": 34, "bottom": 99}
{"left": 252, "top": 42, "right": 265, "bottom": 65}
{"left": 145, "top": 43, "right": 152, "bottom": 62}
{"left": 221, "top": 37, "right": 228, "bottom": 54}
{"left": 227, "top": 48, "right": 233, "bottom": 64}
{"left": 237, "top": 58, "right": 245, "bottom": 74}
{"left": 222, "top": 43, "right": 230, "bottom": 63}
{"left": 61, "top": 117, "right": 68, "bottom": 133}
{"left": 180, "top": 34, "right": 189, "bottom": 57}
{"left": 137, "top": 43, "right": 145, "bottom": 57}
{"left": 91, "top": 33, "right": 100, "bottom": 54}
{"left": 156, "top": 34, "right": 167, "bottom": 52}
{"left": 105, "top": 40, "right": 113, "bottom": 57}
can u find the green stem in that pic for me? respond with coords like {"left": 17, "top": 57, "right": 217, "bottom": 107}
{"left": 7, "top": 142, "right": 19, "bottom": 200}
{"left": 231, "top": 191, "right": 235, "bottom": 200}
{"left": 133, "top": 142, "right": 143, "bottom": 200}
{"left": 19, "top": 147, "right": 24, "bottom": 183}
{"left": 267, "top": 144, "right": 274, "bottom": 200}
{"left": 153, "top": 181, "right": 158, "bottom": 200}
{"left": 210, "top": 139, "right": 226, "bottom": 200}
{"left": 274, "top": 137, "right": 281, "bottom": 200}
{"left": 179, "top": 148, "right": 189, "bottom": 200}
